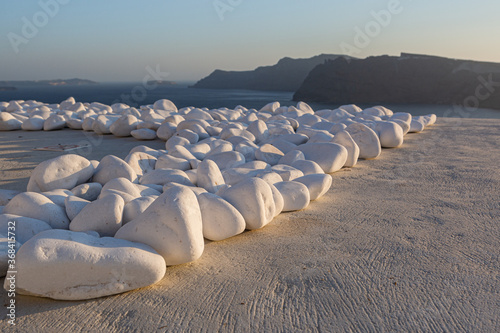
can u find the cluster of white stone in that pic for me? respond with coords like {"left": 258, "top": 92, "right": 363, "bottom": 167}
{"left": 0, "top": 98, "right": 436, "bottom": 300}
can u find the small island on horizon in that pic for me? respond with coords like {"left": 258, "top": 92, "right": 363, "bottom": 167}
{"left": 0, "top": 78, "right": 98, "bottom": 87}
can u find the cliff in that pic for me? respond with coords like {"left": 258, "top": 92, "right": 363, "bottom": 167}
{"left": 293, "top": 54, "right": 500, "bottom": 110}
{"left": 191, "top": 54, "right": 350, "bottom": 92}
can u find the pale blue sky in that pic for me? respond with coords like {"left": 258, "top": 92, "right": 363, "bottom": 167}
{"left": 1, "top": 0, "right": 499, "bottom": 82}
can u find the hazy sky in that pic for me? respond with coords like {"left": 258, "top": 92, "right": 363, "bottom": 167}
{"left": 1, "top": 0, "right": 499, "bottom": 82}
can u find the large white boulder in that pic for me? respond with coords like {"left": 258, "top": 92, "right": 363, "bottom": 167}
{"left": 7, "top": 229, "right": 166, "bottom": 300}
{"left": 27, "top": 154, "right": 94, "bottom": 192}
{"left": 197, "top": 192, "right": 245, "bottom": 241}
{"left": 122, "top": 196, "right": 157, "bottom": 224}
{"left": 255, "top": 144, "right": 284, "bottom": 166}
{"left": 155, "top": 154, "right": 190, "bottom": 171}
{"left": 140, "top": 169, "right": 192, "bottom": 186}
{"left": 64, "top": 196, "right": 90, "bottom": 221}
{"left": 92, "top": 155, "right": 138, "bottom": 185}
{"left": 331, "top": 130, "right": 360, "bottom": 168}
{"left": 294, "top": 174, "right": 333, "bottom": 201}
{"left": 197, "top": 160, "right": 225, "bottom": 193}
{"left": 69, "top": 194, "right": 124, "bottom": 237}
{"left": 273, "top": 181, "right": 310, "bottom": 212}
{"left": 204, "top": 151, "right": 245, "bottom": 170}
{"left": 3, "top": 192, "right": 69, "bottom": 229}
{"left": 0, "top": 112, "right": 22, "bottom": 130}
{"left": 124, "top": 152, "right": 157, "bottom": 178}
{"left": 70, "top": 182, "right": 102, "bottom": 201}
{"left": 109, "top": 115, "right": 138, "bottom": 137}
{"left": 346, "top": 123, "right": 381, "bottom": 159}
{"left": 43, "top": 114, "right": 66, "bottom": 131}
{"left": 131, "top": 128, "right": 157, "bottom": 140}
{"left": 373, "top": 121, "right": 404, "bottom": 148}
{"left": 22, "top": 116, "right": 45, "bottom": 131}
{"left": 115, "top": 186, "right": 204, "bottom": 266}
{"left": 220, "top": 178, "right": 275, "bottom": 230}
{"left": 153, "top": 99, "right": 177, "bottom": 112}
{"left": 295, "top": 143, "right": 348, "bottom": 173}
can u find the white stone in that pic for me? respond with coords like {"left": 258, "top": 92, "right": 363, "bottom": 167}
{"left": 124, "top": 152, "right": 157, "bottom": 178}
{"left": 71, "top": 182, "right": 102, "bottom": 201}
{"left": 295, "top": 143, "right": 347, "bottom": 173}
{"left": 0, "top": 214, "right": 52, "bottom": 244}
{"left": 101, "top": 177, "right": 142, "bottom": 199}
{"left": 268, "top": 183, "right": 284, "bottom": 216}
{"left": 273, "top": 181, "right": 310, "bottom": 212}
{"left": 92, "top": 115, "right": 115, "bottom": 134}
{"left": 115, "top": 186, "right": 204, "bottom": 266}
{"left": 41, "top": 189, "right": 73, "bottom": 207}
{"left": 197, "top": 192, "right": 245, "bottom": 241}
{"left": 131, "top": 128, "right": 157, "bottom": 140}
{"left": 69, "top": 194, "right": 124, "bottom": 237}
{"left": 155, "top": 154, "right": 190, "bottom": 171}
{"left": 204, "top": 151, "right": 245, "bottom": 170}
{"left": 0, "top": 112, "right": 22, "bottom": 130}
{"left": 109, "top": 115, "right": 138, "bottom": 137}
{"left": 271, "top": 164, "right": 304, "bottom": 181}
{"left": 391, "top": 119, "right": 411, "bottom": 135}
{"left": 291, "top": 160, "right": 325, "bottom": 175}
{"left": 409, "top": 118, "right": 426, "bottom": 133}
{"left": 66, "top": 118, "right": 83, "bottom": 130}
{"left": 255, "top": 144, "right": 284, "bottom": 166}
{"left": 7, "top": 229, "right": 166, "bottom": 300}
{"left": 239, "top": 161, "right": 271, "bottom": 170}
{"left": 93, "top": 155, "right": 138, "bottom": 185}
{"left": 22, "top": 116, "right": 45, "bottom": 130}
{"left": 345, "top": 123, "right": 382, "bottom": 159}
{"left": 373, "top": 121, "right": 404, "bottom": 148}
{"left": 197, "top": 160, "right": 225, "bottom": 193}
{"left": 140, "top": 169, "right": 192, "bottom": 186}
{"left": 157, "top": 122, "right": 177, "bottom": 141}
{"left": 247, "top": 120, "right": 270, "bottom": 143}
{"left": 122, "top": 196, "right": 157, "bottom": 224}
{"left": 220, "top": 177, "right": 275, "bottom": 230}
{"left": 64, "top": 196, "right": 90, "bottom": 221}
{"left": 258, "top": 171, "right": 284, "bottom": 185}
{"left": 268, "top": 138, "right": 297, "bottom": 154}
{"left": 331, "top": 130, "right": 360, "bottom": 168}
{"left": 222, "top": 167, "right": 263, "bottom": 185}
{"left": 294, "top": 174, "right": 333, "bottom": 201}
{"left": 153, "top": 99, "right": 177, "bottom": 112}
{"left": 279, "top": 150, "right": 305, "bottom": 166}
{"left": 27, "top": 154, "right": 94, "bottom": 192}
{"left": 3, "top": 192, "right": 69, "bottom": 229}
{"left": 99, "top": 188, "right": 136, "bottom": 204}
{"left": 168, "top": 145, "right": 198, "bottom": 161}
{"left": 43, "top": 114, "right": 66, "bottom": 131}
{"left": 175, "top": 129, "right": 199, "bottom": 144}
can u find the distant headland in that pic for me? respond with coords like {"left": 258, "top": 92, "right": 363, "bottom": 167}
{"left": 192, "top": 53, "right": 500, "bottom": 110}
{"left": 190, "top": 54, "right": 352, "bottom": 92}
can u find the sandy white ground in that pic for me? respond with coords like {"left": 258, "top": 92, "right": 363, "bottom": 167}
{"left": 0, "top": 117, "right": 498, "bottom": 332}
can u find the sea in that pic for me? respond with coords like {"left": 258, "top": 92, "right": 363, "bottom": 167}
{"left": 1, "top": 82, "right": 499, "bottom": 119}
